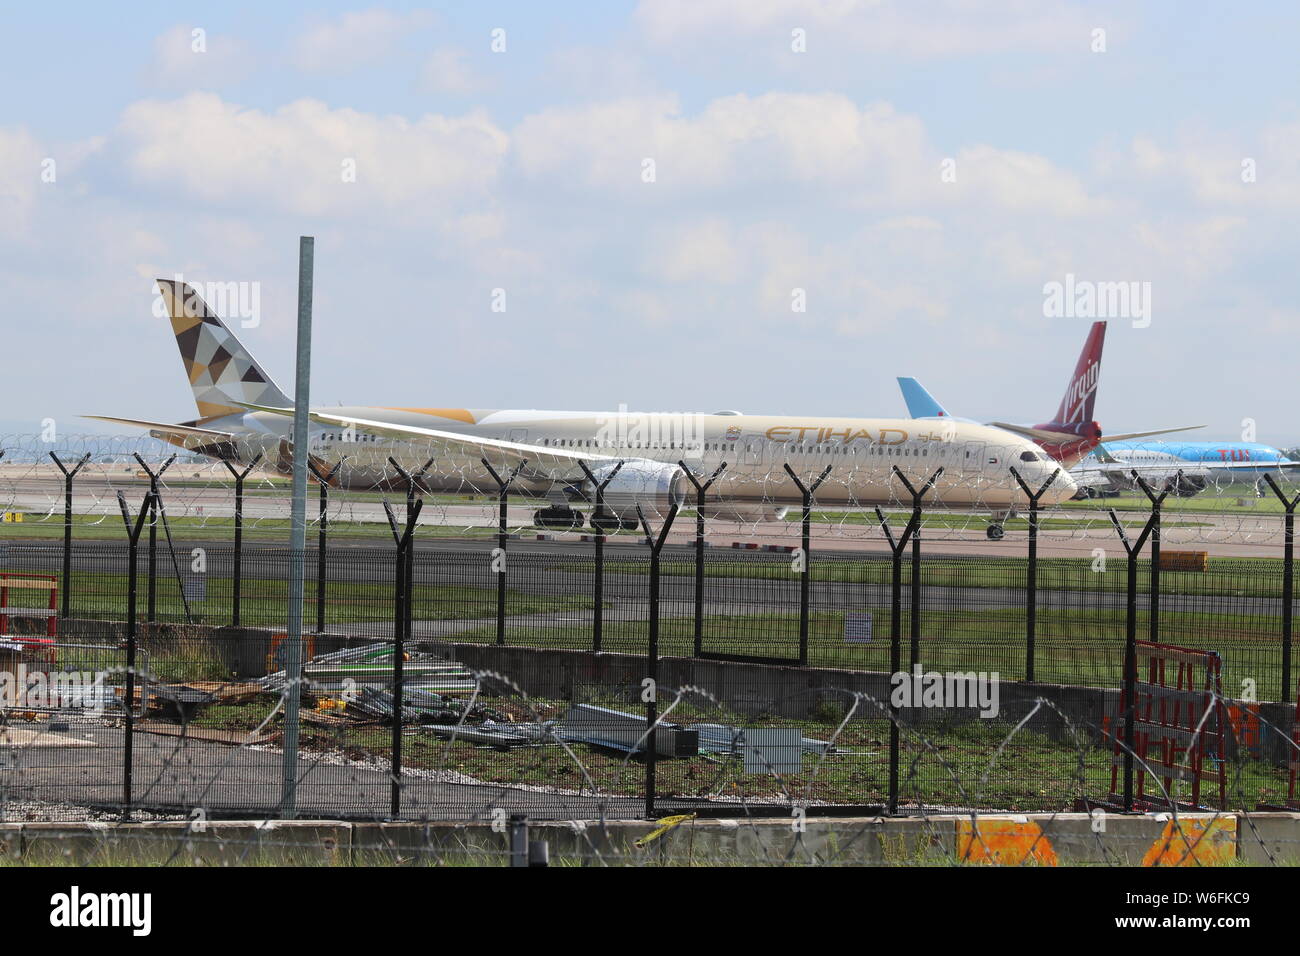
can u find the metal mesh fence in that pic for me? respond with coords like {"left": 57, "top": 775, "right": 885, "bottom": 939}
{"left": 1, "top": 436, "right": 1299, "bottom": 868}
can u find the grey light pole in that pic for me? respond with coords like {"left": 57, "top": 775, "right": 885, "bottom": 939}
{"left": 281, "top": 236, "right": 314, "bottom": 817}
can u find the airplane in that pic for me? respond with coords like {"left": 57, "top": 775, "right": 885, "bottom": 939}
{"left": 87, "top": 279, "right": 1077, "bottom": 533}
{"left": 899, "top": 322, "right": 1201, "bottom": 467}
{"left": 1097, "top": 440, "right": 1297, "bottom": 485}
{"left": 898, "top": 321, "right": 1297, "bottom": 505}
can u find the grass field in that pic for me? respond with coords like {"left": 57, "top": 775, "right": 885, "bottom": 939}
{"left": 0, "top": 513, "right": 496, "bottom": 541}
{"left": 792, "top": 509, "right": 1211, "bottom": 531}
{"left": 0, "top": 566, "right": 595, "bottom": 628}
{"left": 565, "top": 553, "right": 1286, "bottom": 597}
{"left": 450, "top": 605, "right": 1287, "bottom": 697}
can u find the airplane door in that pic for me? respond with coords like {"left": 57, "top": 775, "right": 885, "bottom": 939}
{"left": 962, "top": 442, "right": 986, "bottom": 477}
{"left": 508, "top": 428, "right": 528, "bottom": 444}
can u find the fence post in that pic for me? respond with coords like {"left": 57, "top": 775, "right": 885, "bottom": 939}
{"left": 578, "top": 460, "right": 625, "bottom": 652}
{"left": 681, "top": 461, "right": 727, "bottom": 658}
{"left": 386, "top": 455, "right": 433, "bottom": 647}
{"left": 783, "top": 463, "right": 831, "bottom": 667}
{"left": 134, "top": 453, "right": 175, "bottom": 622}
{"left": 638, "top": 501, "right": 680, "bottom": 820}
{"left": 874, "top": 466, "right": 942, "bottom": 814}
{"left": 482, "top": 459, "right": 524, "bottom": 646}
{"left": 1264, "top": 472, "right": 1299, "bottom": 702}
{"left": 49, "top": 451, "right": 90, "bottom": 620}
{"left": 1107, "top": 470, "right": 1170, "bottom": 812}
{"left": 308, "top": 458, "right": 344, "bottom": 635}
{"left": 222, "top": 453, "right": 264, "bottom": 627}
{"left": 383, "top": 497, "right": 423, "bottom": 819}
{"left": 1009, "top": 467, "right": 1062, "bottom": 683}
{"left": 115, "top": 490, "right": 154, "bottom": 818}
{"left": 1137, "top": 473, "right": 1174, "bottom": 645}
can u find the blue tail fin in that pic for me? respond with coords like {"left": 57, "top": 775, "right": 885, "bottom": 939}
{"left": 897, "top": 377, "right": 950, "bottom": 418}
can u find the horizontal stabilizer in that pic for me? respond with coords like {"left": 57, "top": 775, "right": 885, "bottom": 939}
{"left": 1100, "top": 425, "right": 1205, "bottom": 442}
{"left": 988, "top": 422, "right": 1093, "bottom": 444}
{"left": 83, "top": 415, "right": 234, "bottom": 440}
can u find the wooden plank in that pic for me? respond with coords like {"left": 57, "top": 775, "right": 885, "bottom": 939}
{"left": 134, "top": 720, "right": 271, "bottom": 746}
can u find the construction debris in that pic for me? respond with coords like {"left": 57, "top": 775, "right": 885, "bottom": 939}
{"left": 259, "top": 642, "right": 476, "bottom": 695}
{"left": 560, "top": 704, "right": 699, "bottom": 757}
{"left": 134, "top": 720, "right": 272, "bottom": 747}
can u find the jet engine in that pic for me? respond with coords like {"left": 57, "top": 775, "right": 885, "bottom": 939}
{"left": 581, "top": 459, "right": 686, "bottom": 530}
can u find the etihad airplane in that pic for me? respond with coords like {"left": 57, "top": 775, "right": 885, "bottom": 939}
{"left": 88, "top": 280, "right": 1076, "bottom": 532}
{"left": 898, "top": 321, "right": 1295, "bottom": 500}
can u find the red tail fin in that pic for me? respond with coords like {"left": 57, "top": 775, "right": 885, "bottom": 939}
{"left": 1053, "top": 321, "right": 1106, "bottom": 425}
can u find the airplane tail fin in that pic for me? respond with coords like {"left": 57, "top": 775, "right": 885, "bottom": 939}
{"left": 897, "top": 377, "right": 950, "bottom": 418}
{"left": 1052, "top": 321, "right": 1105, "bottom": 426}
{"left": 155, "top": 279, "right": 291, "bottom": 419}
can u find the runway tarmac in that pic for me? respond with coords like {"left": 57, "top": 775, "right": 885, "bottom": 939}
{"left": 0, "top": 467, "right": 1291, "bottom": 560}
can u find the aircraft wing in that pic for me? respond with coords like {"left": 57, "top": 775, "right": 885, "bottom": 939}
{"left": 238, "top": 404, "right": 617, "bottom": 479}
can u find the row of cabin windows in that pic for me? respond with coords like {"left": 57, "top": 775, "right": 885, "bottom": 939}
{"left": 316, "top": 432, "right": 1036, "bottom": 463}
{"left": 536, "top": 437, "right": 984, "bottom": 459}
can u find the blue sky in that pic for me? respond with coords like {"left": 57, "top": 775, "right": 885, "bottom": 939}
{"left": 2, "top": 1, "right": 1297, "bottom": 443}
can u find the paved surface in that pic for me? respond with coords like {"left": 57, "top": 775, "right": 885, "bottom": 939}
{"left": 1, "top": 469, "right": 1293, "bottom": 558}
{"left": 3, "top": 723, "right": 656, "bottom": 820}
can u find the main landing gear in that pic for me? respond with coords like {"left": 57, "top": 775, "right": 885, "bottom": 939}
{"left": 590, "top": 510, "right": 639, "bottom": 534}
{"left": 532, "top": 506, "right": 584, "bottom": 529}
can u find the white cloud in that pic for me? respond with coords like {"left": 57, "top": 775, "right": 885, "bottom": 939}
{"left": 421, "top": 48, "right": 481, "bottom": 94}
{"left": 514, "top": 93, "right": 930, "bottom": 194}
{"left": 645, "top": 219, "right": 743, "bottom": 283}
{"left": 0, "top": 127, "right": 104, "bottom": 239}
{"left": 950, "top": 144, "right": 1094, "bottom": 215}
{"left": 633, "top": 0, "right": 1098, "bottom": 57}
{"left": 514, "top": 92, "right": 1094, "bottom": 217}
{"left": 147, "top": 25, "right": 252, "bottom": 89}
{"left": 292, "top": 9, "right": 433, "bottom": 73}
{"left": 116, "top": 93, "right": 509, "bottom": 216}
{"left": 0, "top": 127, "right": 44, "bottom": 231}
{"left": 1129, "top": 125, "right": 1300, "bottom": 207}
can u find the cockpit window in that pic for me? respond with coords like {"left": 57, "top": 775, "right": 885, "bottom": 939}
{"left": 1019, "top": 451, "right": 1041, "bottom": 462}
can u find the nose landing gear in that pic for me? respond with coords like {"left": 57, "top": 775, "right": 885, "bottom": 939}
{"left": 985, "top": 509, "right": 1013, "bottom": 541}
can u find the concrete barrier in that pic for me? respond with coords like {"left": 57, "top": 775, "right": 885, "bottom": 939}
{"left": 0, "top": 812, "right": 1275, "bottom": 865}
{"left": 1236, "top": 812, "right": 1300, "bottom": 865}
{"left": 18, "top": 819, "right": 352, "bottom": 865}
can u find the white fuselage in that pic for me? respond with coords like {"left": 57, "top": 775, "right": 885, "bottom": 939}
{"left": 194, "top": 406, "right": 1077, "bottom": 511}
